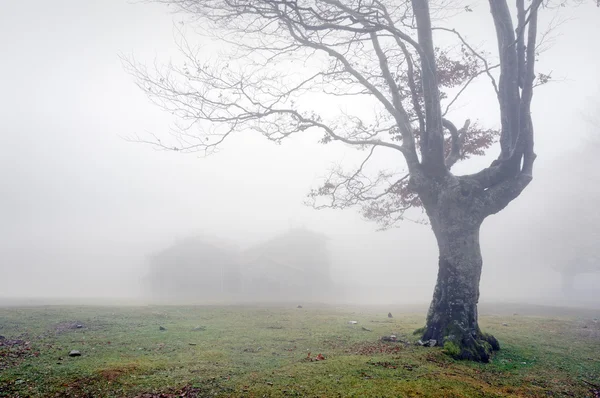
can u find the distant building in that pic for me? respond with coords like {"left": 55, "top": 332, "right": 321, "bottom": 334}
{"left": 239, "top": 228, "right": 333, "bottom": 300}
{"left": 145, "top": 228, "right": 332, "bottom": 302}
{"left": 145, "top": 237, "right": 241, "bottom": 301}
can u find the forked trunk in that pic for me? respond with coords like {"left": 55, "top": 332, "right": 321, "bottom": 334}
{"left": 422, "top": 223, "right": 499, "bottom": 362}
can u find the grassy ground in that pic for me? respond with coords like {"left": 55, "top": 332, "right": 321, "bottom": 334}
{"left": 0, "top": 304, "right": 598, "bottom": 397}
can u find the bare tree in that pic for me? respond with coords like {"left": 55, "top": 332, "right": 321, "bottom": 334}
{"left": 123, "top": 0, "right": 589, "bottom": 361}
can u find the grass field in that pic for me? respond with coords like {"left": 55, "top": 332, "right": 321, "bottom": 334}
{"left": 0, "top": 303, "right": 599, "bottom": 397}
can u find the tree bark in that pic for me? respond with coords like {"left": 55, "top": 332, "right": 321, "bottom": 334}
{"left": 418, "top": 175, "right": 499, "bottom": 362}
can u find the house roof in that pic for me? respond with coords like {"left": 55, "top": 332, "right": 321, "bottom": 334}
{"left": 242, "top": 228, "right": 328, "bottom": 258}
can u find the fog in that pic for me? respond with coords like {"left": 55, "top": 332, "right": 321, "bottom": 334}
{"left": 1, "top": 1, "right": 598, "bottom": 308}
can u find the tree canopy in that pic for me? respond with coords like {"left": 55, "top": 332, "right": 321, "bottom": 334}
{"left": 123, "top": 0, "right": 549, "bottom": 228}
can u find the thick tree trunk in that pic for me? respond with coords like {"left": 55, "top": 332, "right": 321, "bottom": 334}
{"left": 421, "top": 222, "right": 499, "bottom": 362}
{"left": 415, "top": 175, "right": 500, "bottom": 362}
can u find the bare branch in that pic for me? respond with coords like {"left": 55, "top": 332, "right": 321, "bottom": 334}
{"left": 442, "top": 64, "right": 500, "bottom": 117}
{"left": 432, "top": 27, "right": 499, "bottom": 96}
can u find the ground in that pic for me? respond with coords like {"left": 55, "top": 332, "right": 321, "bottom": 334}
{"left": 0, "top": 304, "right": 599, "bottom": 397}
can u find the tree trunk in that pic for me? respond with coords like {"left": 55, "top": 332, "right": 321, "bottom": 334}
{"left": 421, "top": 221, "right": 499, "bottom": 362}
{"left": 416, "top": 176, "right": 499, "bottom": 362}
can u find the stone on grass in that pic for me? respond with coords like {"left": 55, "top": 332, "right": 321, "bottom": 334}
{"left": 68, "top": 350, "right": 81, "bottom": 357}
{"left": 418, "top": 339, "right": 437, "bottom": 347}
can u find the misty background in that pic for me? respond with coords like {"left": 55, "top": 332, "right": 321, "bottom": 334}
{"left": 1, "top": 1, "right": 598, "bottom": 306}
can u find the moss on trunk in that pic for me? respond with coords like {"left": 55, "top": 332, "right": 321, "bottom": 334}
{"left": 422, "top": 219, "right": 498, "bottom": 362}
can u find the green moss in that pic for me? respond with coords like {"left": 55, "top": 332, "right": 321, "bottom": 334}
{"left": 453, "top": 337, "right": 494, "bottom": 362}
{"left": 480, "top": 331, "right": 500, "bottom": 351}
{"left": 413, "top": 326, "right": 426, "bottom": 336}
{"left": 443, "top": 341, "right": 461, "bottom": 357}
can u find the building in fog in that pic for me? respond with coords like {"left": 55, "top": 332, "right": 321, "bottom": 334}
{"left": 145, "top": 228, "right": 333, "bottom": 302}
{"left": 240, "top": 228, "right": 333, "bottom": 301}
{"left": 145, "top": 237, "right": 241, "bottom": 301}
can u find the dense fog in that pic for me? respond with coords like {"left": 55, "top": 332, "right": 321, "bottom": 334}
{"left": 1, "top": 0, "right": 598, "bottom": 307}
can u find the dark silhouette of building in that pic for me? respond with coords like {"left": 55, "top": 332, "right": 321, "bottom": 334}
{"left": 240, "top": 228, "right": 333, "bottom": 301}
{"left": 145, "top": 228, "right": 332, "bottom": 302}
{"left": 145, "top": 237, "right": 240, "bottom": 301}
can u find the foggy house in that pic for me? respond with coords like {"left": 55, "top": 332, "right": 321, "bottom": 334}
{"left": 145, "top": 237, "right": 241, "bottom": 301}
{"left": 239, "top": 228, "right": 333, "bottom": 301}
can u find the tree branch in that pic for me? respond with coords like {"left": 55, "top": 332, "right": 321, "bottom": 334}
{"left": 483, "top": 173, "right": 533, "bottom": 217}
{"left": 489, "top": 0, "right": 520, "bottom": 159}
{"left": 432, "top": 27, "right": 499, "bottom": 97}
{"left": 412, "top": 0, "right": 445, "bottom": 172}
{"left": 443, "top": 118, "right": 470, "bottom": 169}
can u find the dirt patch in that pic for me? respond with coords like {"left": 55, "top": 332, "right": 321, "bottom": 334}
{"left": 53, "top": 321, "right": 87, "bottom": 334}
{"left": 98, "top": 364, "right": 139, "bottom": 382}
{"left": 0, "top": 338, "right": 39, "bottom": 371}
{"left": 346, "top": 341, "right": 406, "bottom": 355}
{"left": 135, "top": 380, "right": 234, "bottom": 397}
{"left": 367, "top": 360, "right": 399, "bottom": 369}
{"left": 135, "top": 386, "right": 204, "bottom": 398}
{"left": 53, "top": 376, "right": 102, "bottom": 398}
{"left": 583, "top": 380, "right": 600, "bottom": 398}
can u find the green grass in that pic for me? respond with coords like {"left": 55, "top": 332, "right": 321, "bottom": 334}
{"left": 0, "top": 304, "right": 598, "bottom": 397}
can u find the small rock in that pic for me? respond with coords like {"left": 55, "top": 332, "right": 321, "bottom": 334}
{"left": 361, "top": 326, "right": 372, "bottom": 332}
{"left": 348, "top": 321, "right": 358, "bottom": 325}
{"left": 502, "top": 323, "right": 509, "bottom": 326}
{"left": 192, "top": 326, "right": 206, "bottom": 331}
{"left": 297, "top": 305, "right": 303, "bottom": 309}
{"left": 159, "top": 326, "right": 167, "bottom": 331}
{"left": 583, "top": 325, "right": 588, "bottom": 329}
{"left": 189, "top": 343, "right": 197, "bottom": 346}
{"left": 417, "top": 339, "right": 437, "bottom": 347}
{"left": 381, "top": 335, "right": 397, "bottom": 342}
{"left": 388, "top": 312, "right": 393, "bottom": 318}
{"left": 68, "top": 350, "right": 81, "bottom": 357}
{"left": 75, "top": 324, "right": 83, "bottom": 329}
